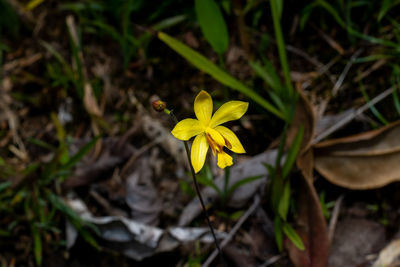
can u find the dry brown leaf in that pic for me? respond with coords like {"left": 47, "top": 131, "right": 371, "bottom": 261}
{"left": 372, "top": 239, "right": 400, "bottom": 267}
{"left": 286, "top": 173, "right": 330, "bottom": 267}
{"left": 286, "top": 90, "right": 329, "bottom": 267}
{"left": 84, "top": 82, "right": 103, "bottom": 117}
{"left": 314, "top": 120, "right": 400, "bottom": 189}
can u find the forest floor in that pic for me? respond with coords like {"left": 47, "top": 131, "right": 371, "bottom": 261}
{"left": 1, "top": 0, "right": 400, "bottom": 266}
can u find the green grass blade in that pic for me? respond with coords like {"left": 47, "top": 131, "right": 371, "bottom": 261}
{"left": 32, "top": 225, "right": 42, "bottom": 266}
{"left": 226, "top": 175, "right": 263, "bottom": 198}
{"left": 394, "top": 85, "right": 400, "bottom": 115}
{"left": 283, "top": 221, "right": 305, "bottom": 250}
{"left": 378, "top": 0, "right": 400, "bottom": 21}
{"left": 278, "top": 180, "right": 290, "bottom": 221}
{"left": 274, "top": 216, "right": 283, "bottom": 251}
{"left": 0, "top": 181, "right": 11, "bottom": 193}
{"left": 249, "top": 60, "right": 283, "bottom": 93}
{"left": 270, "top": 0, "right": 294, "bottom": 98}
{"left": 62, "top": 136, "right": 100, "bottom": 170}
{"left": 195, "top": 0, "right": 228, "bottom": 54}
{"left": 360, "top": 83, "right": 389, "bottom": 125}
{"left": 316, "top": 0, "right": 399, "bottom": 49}
{"left": 157, "top": 32, "right": 285, "bottom": 119}
{"left": 40, "top": 40, "right": 73, "bottom": 75}
{"left": 282, "top": 125, "right": 304, "bottom": 178}
{"left": 392, "top": 66, "right": 400, "bottom": 115}
{"left": 195, "top": 175, "right": 223, "bottom": 196}
{"left": 153, "top": 15, "right": 187, "bottom": 31}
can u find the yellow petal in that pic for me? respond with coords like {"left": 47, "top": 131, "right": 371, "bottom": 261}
{"left": 194, "top": 90, "right": 213, "bottom": 124}
{"left": 214, "top": 126, "right": 246, "bottom": 153}
{"left": 191, "top": 133, "right": 209, "bottom": 173}
{"left": 171, "top": 119, "right": 204, "bottom": 140}
{"left": 209, "top": 101, "right": 249, "bottom": 128}
{"left": 217, "top": 151, "right": 233, "bottom": 169}
{"left": 205, "top": 127, "right": 225, "bottom": 147}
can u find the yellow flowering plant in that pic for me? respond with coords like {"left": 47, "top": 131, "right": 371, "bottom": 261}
{"left": 171, "top": 90, "right": 248, "bottom": 173}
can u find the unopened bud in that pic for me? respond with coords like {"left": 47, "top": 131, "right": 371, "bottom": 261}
{"left": 152, "top": 100, "right": 166, "bottom": 112}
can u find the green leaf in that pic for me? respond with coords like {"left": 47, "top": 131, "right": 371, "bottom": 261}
{"left": 278, "top": 180, "right": 290, "bottom": 221}
{"left": 40, "top": 41, "right": 73, "bottom": 76}
{"left": 32, "top": 225, "right": 42, "bottom": 266}
{"left": 282, "top": 125, "right": 304, "bottom": 178}
{"left": 274, "top": 0, "right": 284, "bottom": 19}
{"left": 270, "top": 0, "right": 294, "bottom": 99}
{"left": 229, "top": 210, "right": 244, "bottom": 220}
{"left": 274, "top": 216, "right": 283, "bottom": 251}
{"left": 157, "top": 31, "right": 285, "bottom": 120}
{"left": 50, "top": 112, "right": 66, "bottom": 144}
{"left": 378, "top": 0, "right": 400, "bottom": 21}
{"left": 250, "top": 60, "right": 289, "bottom": 116}
{"left": 0, "top": 181, "right": 11, "bottom": 193}
{"left": 195, "top": 0, "right": 228, "bottom": 54}
{"left": 179, "top": 180, "right": 196, "bottom": 197}
{"left": 47, "top": 192, "right": 100, "bottom": 249}
{"left": 62, "top": 136, "right": 100, "bottom": 170}
{"left": 195, "top": 175, "right": 222, "bottom": 196}
{"left": 360, "top": 83, "right": 389, "bottom": 125}
{"left": 226, "top": 175, "right": 264, "bottom": 199}
{"left": 27, "top": 138, "right": 56, "bottom": 151}
{"left": 250, "top": 60, "right": 282, "bottom": 93}
{"left": 153, "top": 15, "right": 187, "bottom": 31}
{"left": 283, "top": 222, "right": 305, "bottom": 251}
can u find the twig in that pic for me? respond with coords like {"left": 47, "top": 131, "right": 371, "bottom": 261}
{"left": 311, "top": 24, "right": 345, "bottom": 55}
{"left": 353, "top": 59, "right": 386, "bottom": 83}
{"left": 259, "top": 254, "right": 284, "bottom": 267}
{"left": 286, "top": 45, "right": 338, "bottom": 85}
{"left": 332, "top": 49, "right": 362, "bottom": 96}
{"left": 328, "top": 195, "right": 344, "bottom": 242}
{"left": 168, "top": 111, "right": 227, "bottom": 267}
{"left": 313, "top": 87, "right": 395, "bottom": 143}
{"left": 202, "top": 196, "right": 261, "bottom": 267}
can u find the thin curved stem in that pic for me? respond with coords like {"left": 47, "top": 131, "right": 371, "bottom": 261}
{"left": 169, "top": 111, "right": 226, "bottom": 266}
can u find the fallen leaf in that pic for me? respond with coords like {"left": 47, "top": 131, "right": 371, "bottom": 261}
{"left": 372, "top": 238, "right": 400, "bottom": 267}
{"left": 287, "top": 89, "right": 329, "bottom": 267}
{"left": 126, "top": 158, "right": 162, "bottom": 226}
{"left": 63, "top": 138, "right": 133, "bottom": 189}
{"left": 66, "top": 198, "right": 227, "bottom": 261}
{"left": 314, "top": 120, "right": 400, "bottom": 189}
{"left": 328, "top": 218, "right": 386, "bottom": 267}
{"left": 285, "top": 173, "right": 330, "bottom": 267}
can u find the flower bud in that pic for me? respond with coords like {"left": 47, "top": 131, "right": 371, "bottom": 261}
{"left": 152, "top": 100, "right": 166, "bottom": 112}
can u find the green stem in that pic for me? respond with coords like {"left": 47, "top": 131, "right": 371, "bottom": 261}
{"left": 168, "top": 111, "right": 226, "bottom": 266}
{"left": 270, "top": 0, "right": 293, "bottom": 99}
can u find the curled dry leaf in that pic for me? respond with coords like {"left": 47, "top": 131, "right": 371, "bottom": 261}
{"left": 84, "top": 82, "right": 103, "bottom": 117}
{"left": 285, "top": 173, "right": 330, "bottom": 267}
{"left": 126, "top": 158, "right": 162, "bottom": 226}
{"left": 287, "top": 89, "right": 329, "bottom": 267}
{"left": 314, "top": 120, "right": 400, "bottom": 189}
{"left": 66, "top": 198, "right": 227, "bottom": 261}
{"left": 372, "top": 238, "right": 400, "bottom": 267}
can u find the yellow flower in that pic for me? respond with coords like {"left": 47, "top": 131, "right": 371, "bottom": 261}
{"left": 171, "top": 90, "right": 248, "bottom": 173}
